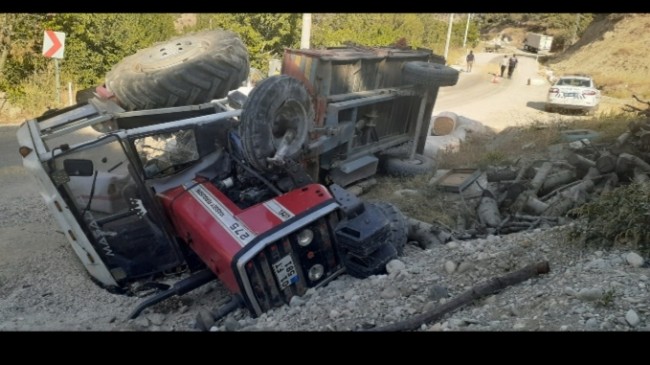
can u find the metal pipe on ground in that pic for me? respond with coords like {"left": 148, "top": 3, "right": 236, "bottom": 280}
{"left": 127, "top": 269, "right": 216, "bottom": 319}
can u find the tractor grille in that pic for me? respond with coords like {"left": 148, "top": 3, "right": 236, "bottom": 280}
{"left": 244, "top": 213, "right": 341, "bottom": 313}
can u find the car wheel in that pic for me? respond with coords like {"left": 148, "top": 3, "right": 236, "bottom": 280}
{"left": 105, "top": 29, "right": 249, "bottom": 111}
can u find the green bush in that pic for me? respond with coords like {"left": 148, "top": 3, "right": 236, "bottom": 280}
{"left": 569, "top": 182, "right": 650, "bottom": 254}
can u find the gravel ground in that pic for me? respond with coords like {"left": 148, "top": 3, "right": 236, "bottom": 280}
{"left": 1, "top": 145, "right": 647, "bottom": 332}
{"left": 206, "top": 226, "right": 649, "bottom": 332}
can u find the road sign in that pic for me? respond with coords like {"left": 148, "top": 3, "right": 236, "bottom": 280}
{"left": 43, "top": 30, "right": 65, "bottom": 59}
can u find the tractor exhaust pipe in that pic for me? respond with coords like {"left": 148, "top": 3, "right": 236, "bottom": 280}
{"left": 127, "top": 269, "right": 216, "bottom": 319}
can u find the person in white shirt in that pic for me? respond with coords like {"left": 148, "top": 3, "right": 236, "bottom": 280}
{"left": 500, "top": 55, "right": 508, "bottom": 77}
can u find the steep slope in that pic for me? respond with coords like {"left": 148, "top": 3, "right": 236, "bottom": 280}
{"left": 546, "top": 13, "right": 650, "bottom": 99}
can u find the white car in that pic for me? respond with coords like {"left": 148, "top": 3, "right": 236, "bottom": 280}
{"left": 546, "top": 75, "right": 601, "bottom": 114}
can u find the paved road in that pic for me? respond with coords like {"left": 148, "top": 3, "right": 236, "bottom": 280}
{"left": 0, "top": 125, "right": 64, "bottom": 275}
{"left": 433, "top": 52, "right": 551, "bottom": 131}
{"left": 0, "top": 125, "right": 20, "bottom": 170}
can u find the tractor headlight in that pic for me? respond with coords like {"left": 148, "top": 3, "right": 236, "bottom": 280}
{"left": 297, "top": 228, "right": 314, "bottom": 247}
{"left": 308, "top": 264, "right": 324, "bottom": 282}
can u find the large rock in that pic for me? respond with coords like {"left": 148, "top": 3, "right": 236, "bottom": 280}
{"left": 444, "top": 260, "right": 457, "bottom": 274}
{"left": 428, "top": 285, "right": 449, "bottom": 301}
{"left": 626, "top": 252, "right": 645, "bottom": 268}
{"left": 148, "top": 313, "right": 165, "bottom": 326}
{"left": 625, "top": 309, "right": 640, "bottom": 327}
{"left": 576, "top": 288, "right": 603, "bottom": 302}
{"left": 386, "top": 259, "right": 406, "bottom": 274}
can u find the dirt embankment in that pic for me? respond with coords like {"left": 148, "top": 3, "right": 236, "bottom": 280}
{"left": 481, "top": 14, "right": 649, "bottom": 101}
{"left": 546, "top": 13, "right": 650, "bottom": 100}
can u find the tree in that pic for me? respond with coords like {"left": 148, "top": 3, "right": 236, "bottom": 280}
{"left": 311, "top": 14, "right": 479, "bottom": 55}
{"left": 194, "top": 13, "right": 301, "bottom": 73}
{"left": 45, "top": 13, "right": 177, "bottom": 88}
{"left": 312, "top": 14, "right": 426, "bottom": 49}
{"left": 0, "top": 13, "right": 177, "bottom": 102}
{"left": 0, "top": 13, "right": 49, "bottom": 93}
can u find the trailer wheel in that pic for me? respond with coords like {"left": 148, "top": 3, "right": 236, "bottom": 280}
{"left": 340, "top": 243, "right": 398, "bottom": 279}
{"left": 372, "top": 202, "right": 408, "bottom": 256}
{"left": 381, "top": 153, "right": 437, "bottom": 177}
{"left": 238, "top": 75, "right": 313, "bottom": 172}
{"left": 105, "top": 29, "right": 249, "bottom": 111}
{"left": 403, "top": 61, "right": 459, "bottom": 88}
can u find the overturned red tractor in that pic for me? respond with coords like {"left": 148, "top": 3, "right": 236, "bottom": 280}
{"left": 16, "top": 30, "right": 458, "bottom": 325}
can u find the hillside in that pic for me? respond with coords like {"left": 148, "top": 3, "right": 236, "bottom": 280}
{"left": 477, "top": 13, "right": 650, "bottom": 113}
{"left": 546, "top": 13, "right": 650, "bottom": 100}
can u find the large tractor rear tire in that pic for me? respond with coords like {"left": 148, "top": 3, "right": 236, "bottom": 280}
{"left": 105, "top": 29, "right": 249, "bottom": 111}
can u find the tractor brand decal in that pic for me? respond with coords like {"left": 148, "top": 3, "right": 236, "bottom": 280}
{"left": 188, "top": 184, "right": 256, "bottom": 247}
{"left": 83, "top": 211, "right": 115, "bottom": 257}
{"left": 263, "top": 200, "right": 294, "bottom": 222}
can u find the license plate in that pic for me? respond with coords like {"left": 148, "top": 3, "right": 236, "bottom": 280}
{"left": 563, "top": 93, "right": 579, "bottom": 98}
{"left": 272, "top": 254, "right": 299, "bottom": 289}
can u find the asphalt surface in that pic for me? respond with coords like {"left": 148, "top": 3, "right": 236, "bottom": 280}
{"left": 433, "top": 52, "right": 551, "bottom": 131}
{"left": 0, "top": 125, "right": 20, "bottom": 170}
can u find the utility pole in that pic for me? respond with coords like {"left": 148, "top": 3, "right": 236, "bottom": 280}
{"left": 444, "top": 13, "right": 454, "bottom": 63}
{"left": 301, "top": 13, "right": 312, "bottom": 49}
{"left": 463, "top": 13, "right": 471, "bottom": 49}
{"left": 54, "top": 58, "right": 60, "bottom": 105}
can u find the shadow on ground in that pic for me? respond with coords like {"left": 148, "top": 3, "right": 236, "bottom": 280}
{"left": 526, "top": 101, "right": 547, "bottom": 111}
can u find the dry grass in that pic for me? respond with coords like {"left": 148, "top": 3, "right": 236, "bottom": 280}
{"left": 362, "top": 174, "right": 460, "bottom": 227}
{"left": 569, "top": 112, "right": 635, "bottom": 140}
{"left": 570, "top": 182, "right": 650, "bottom": 255}
{"left": 438, "top": 122, "right": 561, "bottom": 170}
{"left": 591, "top": 69, "right": 650, "bottom": 100}
{"left": 0, "top": 70, "right": 69, "bottom": 124}
{"left": 447, "top": 46, "right": 468, "bottom": 67}
{"left": 361, "top": 110, "right": 637, "bottom": 231}
{"left": 548, "top": 14, "right": 650, "bottom": 100}
{"left": 438, "top": 113, "right": 632, "bottom": 171}
{"left": 363, "top": 111, "right": 634, "bottom": 227}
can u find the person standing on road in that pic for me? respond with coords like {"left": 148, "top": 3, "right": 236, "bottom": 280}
{"left": 500, "top": 55, "right": 508, "bottom": 77}
{"left": 466, "top": 50, "right": 475, "bottom": 72}
{"left": 507, "top": 54, "right": 518, "bottom": 79}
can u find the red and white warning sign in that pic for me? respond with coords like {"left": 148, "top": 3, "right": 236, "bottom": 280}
{"left": 42, "top": 30, "right": 65, "bottom": 59}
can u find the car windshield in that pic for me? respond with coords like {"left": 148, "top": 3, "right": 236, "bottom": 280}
{"left": 557, "top": 78, "right": 591, "bottom": 87}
